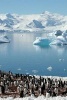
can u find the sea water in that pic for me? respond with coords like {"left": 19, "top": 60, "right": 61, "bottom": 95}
{"left": 0, "top": 32, "right": 67, "bottom": 77}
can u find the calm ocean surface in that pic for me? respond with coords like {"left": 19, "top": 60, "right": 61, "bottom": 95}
{"left": 0, "top": 32, "right": 67, "bottom": 77}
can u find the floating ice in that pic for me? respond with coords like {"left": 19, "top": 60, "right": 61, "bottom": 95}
{"left": 17, "top": 68, "right": 21, "bottom": 71}
{"left": 33, "top": 30, "right": 67, "bottom": 46}
{"left": 55, "top": 30, "right": 62, "bottom": 36}
{"left": 50, "top": 36, "right": 67, "bottom": 45}
{"left": 62, "top": 30, "right": 67, "bottom": 38}
{"left": 59, "top": 58, "right": 64, "bottom": 62}
{"left": 33, "top": 37, "right": 51, "bottom": 46}
{"left": 0, "top": 35, "right": 10, "bottom": 43}
{"left": 59, "top": 59, "right": 62, "bottom": 62}
{"left": 47, "top": 66, "right": 52, "bottom": 71}
{"left": 26, "top": 73, "right": 29, "bottom": 75}
{"left": 64, "top": 69, "right": 66, "bottom": 71}
{"left": 50, "top": 30, "right": 67, "bottom": 45}
{"left": 32, "top": 70, "right": 38, "bottom": 73}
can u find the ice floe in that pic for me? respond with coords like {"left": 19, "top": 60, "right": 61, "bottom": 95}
{"left": 32, "top": 70, "right": 38, "bottom": 73}
{"left": 50, "top": 36, "right": 67, "bottom": 45}
{"left": 0, "top": 35, "right": 10, "bottom": 43}
{"left": 47, "top": 66, "right": 52, "bottom": 71}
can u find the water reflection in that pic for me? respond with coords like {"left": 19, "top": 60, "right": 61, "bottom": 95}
{"left": 50, "top": 45, "right": 67, "bottom": 55}
{"left": 0, "top": 43, "right": 8, "bottom": 54}
{"left": 33, "top": 44, "right": 51, "bottom": 51}
{"left": 33, "top": 43, "right": 67, "bottom": 55}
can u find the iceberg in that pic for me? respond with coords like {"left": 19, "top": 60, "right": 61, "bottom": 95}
{"left": 62, "top": 30, "right": 67, "bottom": 39}
{"left": 50, "top": 30, "right": 67, "bottom": 46}
{"left": 33, "top": 30, "right": 67, "bottom": 47}
{"left": 0, "top": 35, "right": 10, "bottom": 43}
{"left": 50, "top": 36, "right": 67, "bottom": 45}
{"left": 55, "top": 30, "right": 62, "bottom": 36}
{"left": 33, "top": 37, "right": 51, "bottom": 46}
{"left": 33, "top": 36, "right": 67, "bottom": 46}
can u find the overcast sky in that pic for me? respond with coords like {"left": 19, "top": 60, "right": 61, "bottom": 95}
{"left": 0, "top": 0, "right": 67, "bottom": 15}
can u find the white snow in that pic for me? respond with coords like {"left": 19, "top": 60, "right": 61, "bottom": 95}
{"left": 0, "top": 95, "right": 67, "bottom": 100}
{"left": 0, "top": 11, "right": 67, "bottom": 32}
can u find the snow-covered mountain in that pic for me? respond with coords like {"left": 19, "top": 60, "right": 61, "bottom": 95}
{"left": 0, "top": 11, "right": 67, "bottom": 32}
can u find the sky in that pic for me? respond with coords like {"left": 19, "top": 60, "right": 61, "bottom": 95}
{"left": 0, "top": 0, "right": 67, "bottom": 15}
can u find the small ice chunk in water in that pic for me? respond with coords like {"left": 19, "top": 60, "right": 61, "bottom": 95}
{"left": 59, "top": 58, "right": 64, "bottom": 62}
{"left": 33, "top": 37, "right": 51, "bottom": 46}
{"left": 64, "top": 69, "right": 66, "bottom": 71}
{"left": 32, "top": 70, "right": 38, "bottom": 73}
{"left": 26, "top": 73, "right": 29, "bottom": 75}
{"left": 47, "top": 66, "right": 52, "bottom": 71}
{"left": 59, "top": 59, "right": 62, "bottom": 62}
{"left": 17, "top": 68, "right": 21, "bottom": 70}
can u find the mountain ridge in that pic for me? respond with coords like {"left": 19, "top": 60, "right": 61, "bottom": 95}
{"left": 0, "top": 11, "right": 67, "bottom": 32}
